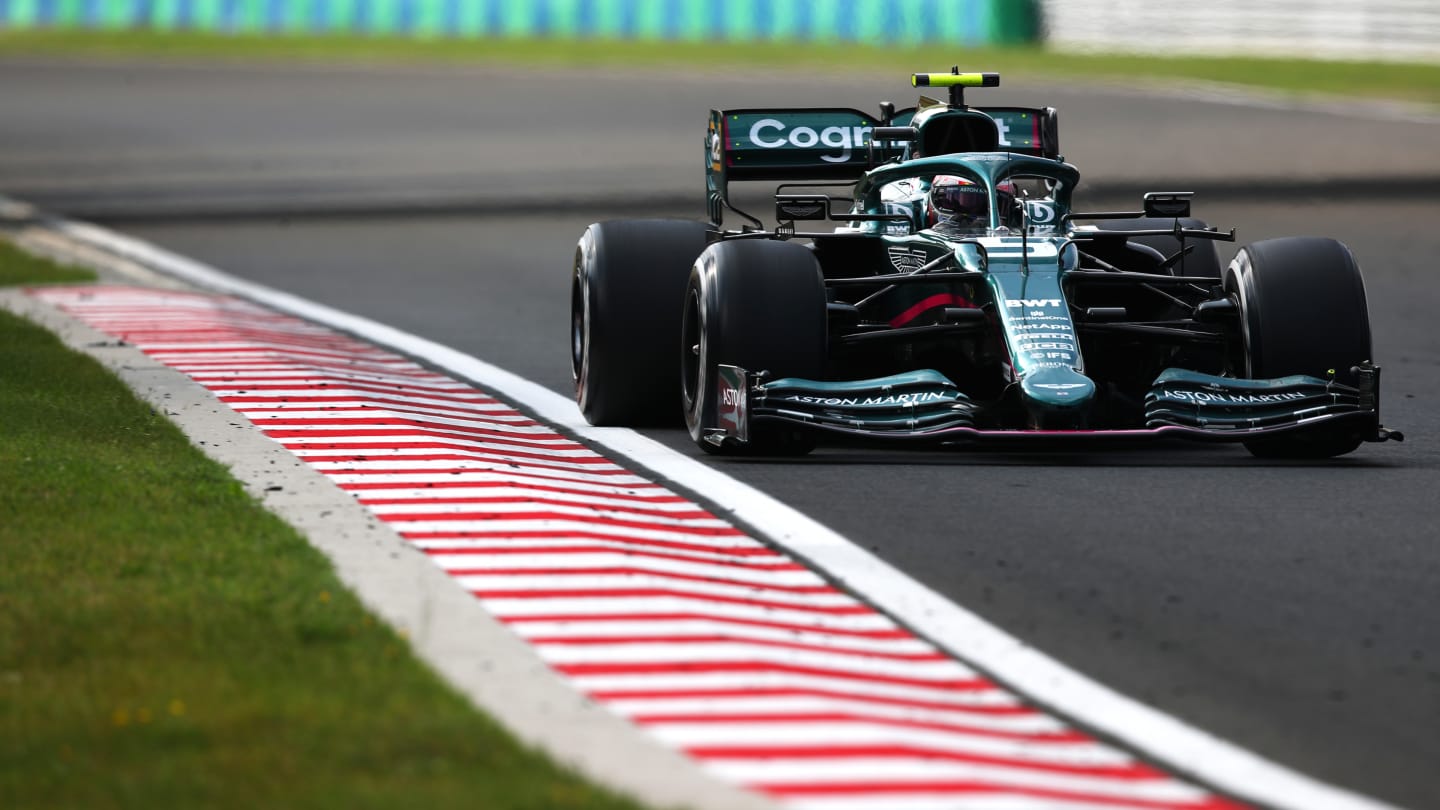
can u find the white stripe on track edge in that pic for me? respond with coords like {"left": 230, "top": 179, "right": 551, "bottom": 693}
{"left": 52, "top": 217, "right": 1395, "bottom": 810}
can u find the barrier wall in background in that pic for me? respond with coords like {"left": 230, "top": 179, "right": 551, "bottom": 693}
{"left": 0, "top": 0, "right": 1041, "bottom": 45}
{"left": 1041, "top": 0, "right": 1440, "bottom": 63}
{"left": 7, "top": 1, "right": 1431, "bottom": 63}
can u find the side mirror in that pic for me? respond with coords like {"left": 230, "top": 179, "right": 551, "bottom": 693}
{"left": 1144, "top": 191, "right": 1193, "bottom": 218}
{"left": 871, "top": 126, "right": 918, "bottom": 144}
{"left": 867, "top": 126, "right": 918, "bottom": 167}
{"left": 954, "top": 243, "right": 988, "bottom": 273}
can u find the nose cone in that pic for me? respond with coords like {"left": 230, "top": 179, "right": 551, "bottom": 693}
{"left": 1020, "top": 367, "right": 1096, "bottom": 428}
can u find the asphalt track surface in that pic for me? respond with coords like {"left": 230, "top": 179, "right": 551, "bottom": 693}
{"left": 6, "top": 59, "right": 1439, "bottom": 808}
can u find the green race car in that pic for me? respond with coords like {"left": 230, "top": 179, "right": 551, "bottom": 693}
{"left": 570, "top": 70, "right": 1402, "bottom": 459}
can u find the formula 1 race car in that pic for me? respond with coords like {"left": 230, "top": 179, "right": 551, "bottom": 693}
{"left": 570, "top": 70, "right": 1402, "bottom": 458}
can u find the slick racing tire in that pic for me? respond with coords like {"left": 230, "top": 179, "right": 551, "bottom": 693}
{"left": 572, "top": 219, "right": 710, "bottom": 426}
{"left": 1104, "top": 217, "right": 1222, "bottom": 278}
{"left": 682, "top": 239, "right": 827, "bottom": 456}
{"left": 1226, "top": 237, "right": 1373, "bottom": 459}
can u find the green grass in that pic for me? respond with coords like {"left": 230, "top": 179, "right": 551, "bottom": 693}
{"left": 0, "top": 245, "right": 647, "bottom": 810}
{"left": 0, "top": 239, "right": 96, "bottom": 285}
{"left": 3, "top": 29, "right": 1439, "bottom": 106}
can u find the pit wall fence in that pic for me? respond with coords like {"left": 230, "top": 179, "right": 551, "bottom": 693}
{"left": 2, "top": 2, "right": 1432, "bottom": 68}
{"left": 0, "top": 0, "right": 1041, "bottom": 46}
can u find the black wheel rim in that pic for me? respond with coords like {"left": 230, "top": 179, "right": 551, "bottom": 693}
{"left": 680, "top": 286, "right": 702, "bottom": 411}
{"left": 570, "top": 249, "right": 586, "bottom": 382}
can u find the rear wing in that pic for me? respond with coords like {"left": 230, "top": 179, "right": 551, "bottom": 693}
{"left": 706, "top": 106, "right": 1058, "bottom": 226}
{"left": 707, "top": 108, "right": 894, "bottom": 183}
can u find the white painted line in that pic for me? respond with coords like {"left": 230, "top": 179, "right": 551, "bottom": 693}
{"left": 708, "top": 760, "right": 1211, "bottom": 802}
{"left": 48, "top": 218, "right": 1397, "bottom": 809}
{"left": 571, "top": 674, "right": 1019, "bottom": 709}
{"left": 601, "top": 696, "right": 1060, "bottom": 732}
{"left": 642, "top": 724, "right": 1123, "bottom": 765}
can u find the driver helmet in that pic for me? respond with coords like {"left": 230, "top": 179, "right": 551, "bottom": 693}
{"left": 926, "top": 175, "right": 988, "bottom": 232}
{"left": 926, "top": 176, "right": 1023, "bottom": 233}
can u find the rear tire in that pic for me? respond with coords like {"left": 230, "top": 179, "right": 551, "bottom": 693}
{"left": 1226, "top": 237, "right": 1372, "bottom": 459}
{"left": 572, "top": 219, "right": 710, "bottom": 426}
{"left": 681, "top": 240, "right": 827, "bottom": 455}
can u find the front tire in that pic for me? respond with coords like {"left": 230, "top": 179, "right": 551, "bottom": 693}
{"left": 572, "top": 219, "right": 710, "bottom": 426}
{"left": 681, "top": 240, "right": 827, "bottom": 455}
{"left": 1226, "top": 237, "right": 1373, "bottom": 459}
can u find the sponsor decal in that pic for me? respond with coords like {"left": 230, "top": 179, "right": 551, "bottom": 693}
{"left": 785, "top": 395, "right": 857, "bottom": 407}
{"left": 708, "top": 130, "right": 722, "bottom": 166}
{"left": 1169, "top": 390, "right": 1308, "bottom": 405}
{"left": 783, "top": 391, "right": 949, "bottom": 407}
{"left": 994, "top": 117, "right": 1013, "bottom": 147}
{"left": 1025, "top": 201, "right": 1058, "bottom": 233}
{"left": 1000, "top": 300, "right": 1079, "bottom": 369}
{"left": 883, "top": 202, "right": 915, "bottom": 235}
{"left": 778, "top": 201, "right": 826, "bottom": 219}
{"left": 988, "top": 111, "right": 1040, "bottom": 149}
{"left": 749, "top": 119, "right": 870, "bottom": 163}
{"left": 1035, "top": 382, "right": 1088, "bottom": 390}
{"left": 888, "top": 245, "right": 929, "bottom": 273}
{"left": 716, "top": 365, "right": 748, "bottom": 441}
{"left": 1025, "top": 201, "right": 1057, "bottom": 225}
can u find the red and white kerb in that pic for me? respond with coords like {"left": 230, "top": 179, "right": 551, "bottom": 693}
{"left": 34, "top": 286, "right": 1245, "bottom": 810}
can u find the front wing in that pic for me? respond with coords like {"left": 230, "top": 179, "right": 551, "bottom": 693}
{"left": 701, "top": 364, "right": 1402, "bottom": 449}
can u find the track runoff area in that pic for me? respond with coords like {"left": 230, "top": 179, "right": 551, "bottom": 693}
{"left": 23, "top": 218, "right": 1399, "bottom": 810}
